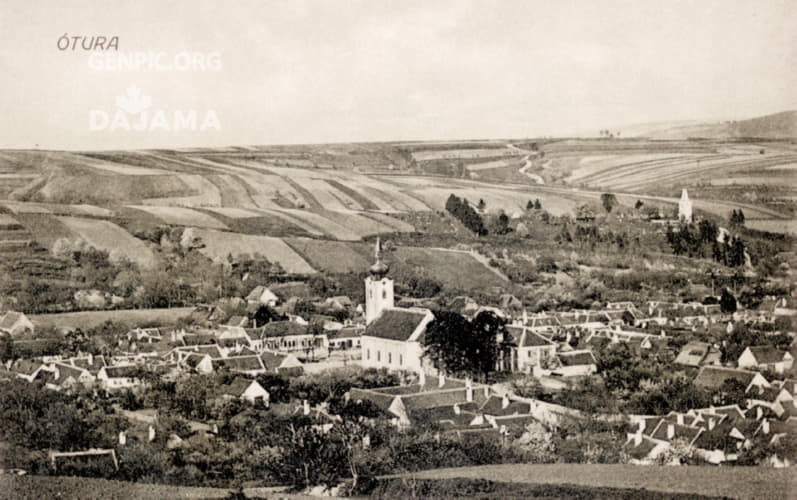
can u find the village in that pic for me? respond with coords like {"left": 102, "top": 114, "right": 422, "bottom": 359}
{"left": 0, "top": 192, "right": 794, "bottom": 489}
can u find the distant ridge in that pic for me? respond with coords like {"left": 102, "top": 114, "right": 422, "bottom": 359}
{"left": 619, "top": 110, "right": 797, "bottom": 139}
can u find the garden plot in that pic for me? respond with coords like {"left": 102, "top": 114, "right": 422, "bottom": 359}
{"left": 190, "top": 229, "right": 316, "bottom": 274}
{"left": 128, "top": 205, "right": 229, "bottom": 229}
{"left": 56, "top": 216, "right": 157, "bottom": 268}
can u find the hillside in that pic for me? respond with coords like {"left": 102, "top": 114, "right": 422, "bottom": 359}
{"left": 618, "top": 110, "right": 797, "bottom": 140}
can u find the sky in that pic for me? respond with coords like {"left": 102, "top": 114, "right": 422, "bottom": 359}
{"left": 0, "top": 0, "right": 794, "bottom": 150}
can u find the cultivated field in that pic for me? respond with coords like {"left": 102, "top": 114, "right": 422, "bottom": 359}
{"left": 57, "top": 216, "right": 158, "bottom": 268}
{"left": 128, "top": 205, "right": 229, "bottom": 230}
{"left": 191, "top": 228, "right": 317, "bottom": 274}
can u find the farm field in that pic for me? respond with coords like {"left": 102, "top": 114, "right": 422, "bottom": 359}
{"left": 191, "top": 228, "right": 317, "bottom": 274}
{"left": 389, "top": 463, "right": 795, "bottom": 500}
{"left": 390, "top": 246, "right": 507, "bottom": 290}
{"left": 128, "top": 205, "right": 229, "bottom": 230}
{"left": 29, "top": 307, "right": 195, "bottom": 329}
{"left": 745, "top": 219, "right": 797, "bottom": 235}
{"left": 56, "top": 216, "right": 158, "bottom": 268}
{"left": 411, "top": 147, "right": 522, "bottom": 161}
{"left": 284, "top": 237, "right": 371, "bottom": 273}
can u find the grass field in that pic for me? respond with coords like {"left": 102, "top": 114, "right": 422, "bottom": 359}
{"left": 30, "top": 307, "right": 194, "bottom": 329}
{"left": 388, "top": 463, "right": 795, "bottom": 500}
{"left": 285, "top": 237, "right": 371, "bottom": 273}
{"left": 0, "top": 476, "right": 231, "bottom": 500}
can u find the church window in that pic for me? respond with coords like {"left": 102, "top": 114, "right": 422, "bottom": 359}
{"left": 399, "top": 355, "right": 403, "bottom": 365}
{"left": 382, "top": 290, "right": 386, "bottom": 299}
{"left": 377, "top": 351, "right": 381, "bottom": 362}
{"left": 366, "top": 349, "right": 370, "bottom": 360}
{"left": 388, "top": 353, "right": 392, "bottom": 364}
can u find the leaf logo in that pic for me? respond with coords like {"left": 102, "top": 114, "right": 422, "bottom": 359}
{"left": 115, "top": 86, "right": 152, "bottom": 115}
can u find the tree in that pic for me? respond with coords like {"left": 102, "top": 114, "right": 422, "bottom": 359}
{"left": 600, "top": 193, "right": 617, "bottom": 213}
{"left": 526, "top": 200, "right": 534, "bottom": 210}
{"left": 533, "top": 199, "right": 542, "bottom": 210}
{"left": 719, "top": 288, "right": 737, "bottom": 314}
{"left": 423, "top": 310, "right": 505, "bottom": 380}
{"left": 477, "top": 199, "right": 486, "bottom": 211}
{"left": 634, "top": 199, "right": 644, "bottom": 210}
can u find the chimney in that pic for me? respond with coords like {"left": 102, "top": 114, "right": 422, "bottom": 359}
{"left": 119, "top": 431, "right": 127, "bottom": 446}
{"left": 756, "top": 406, "right": 763, "bottom": 420}
{"left": 708, "top": 418, "right": 715, "bottom": 431}
{"left": 148, "top": 425, "right": 156, "bottom": 442}
{"left": 438, "top": 373, "right": 445, "bottom": 388}
{"left": 303, "top": 399, "right": 310, "bottom": 416}
{"left": 453, "top": 403, "right": 461, "bottom": 415}
{"left": 676, "top": 414, "right": 684, "bottom": 425}
{"left": 502, "top": 393, "right": 510, "bottom": 409}
{"left": 762, "top": 419, "right": 770, "bottom": 434}
{"left": 667, "top": 424, "right": 675, "bottom": 440}
{"left": 53, "top": 367, "right": 60, "bottom": 380}
{"left": 465, "top": 378, "right": 473, "bottom": 403}
{"left": 88, "top": 353, "right": 94, "bottom": 366}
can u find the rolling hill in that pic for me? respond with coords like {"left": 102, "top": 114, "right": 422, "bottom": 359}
{"left": 617, "top": 110, "right": 797, "bottom": 140}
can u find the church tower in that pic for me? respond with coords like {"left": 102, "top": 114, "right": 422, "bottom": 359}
{"left": 365, "top": 236, "right": 394, "bottom": 325}
{"left": 678, "top": 188, "right": 693, "bottom": 222}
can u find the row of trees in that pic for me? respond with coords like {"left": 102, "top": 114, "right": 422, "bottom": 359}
{"left": 666, "top": 222, "right": 748, "bottom": 267}
{"left": 445, "top": 194, "right": 487, "bottom": 236}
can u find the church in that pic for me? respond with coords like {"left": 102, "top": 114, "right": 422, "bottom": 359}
{"left": 359, "top": 238, "right": 434, "bottom": 374}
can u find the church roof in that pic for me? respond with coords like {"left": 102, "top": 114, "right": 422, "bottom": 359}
{"left": 364, "top": 308, "right": 430, "bottom": 342}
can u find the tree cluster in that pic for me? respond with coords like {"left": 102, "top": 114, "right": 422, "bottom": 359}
{"left": 445, "top": 194, "right": 487, "bottom": 236}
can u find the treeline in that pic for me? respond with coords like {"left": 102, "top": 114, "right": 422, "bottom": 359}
{"left": 445, "top": 194, "right": 487, "bottom": 235}
{"left": 666, "top": 221, "right": 747, "bottom": 267}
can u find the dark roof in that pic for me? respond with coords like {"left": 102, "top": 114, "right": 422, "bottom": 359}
{"left": 557, "top": 350, "right": 596, "bottom": 366}
{"left": 694, "top": 366, "right": 759, "bottom": 390}
{"left": 212, "top": 355, "right": 264, "bottom": 372}
{"left": 747, "top": 346, "right": 787, "bottom": 364}
{"left": 522, "top": 330, "right": 554, "bottom": 348}
{"left": 259, "top": 350, "right": 291, "bottom": 370}
{"left": 650, "top": 421, "right": 702, "bottom": 443}
{"left": 71, "top": 355, "right": 107, "bottom": 373}
{"left": 258, "top": 321, "right": 308, "bottom": 337}
{"left": 103, "top": 365, "right": 142, "bottom": 378}
{"left": 479, "top": 396, "right": 531, "bottom": 416}
{"left": 218, "top": 378, "right": 258, "bottom": 398}
{"left": 401, "top": 387, "right": 488, "bottom": 412}
{"left": 364, "top": 308, "right": 428, "bottom": 342}
{"left": 626, "top": 435, "right": 660, "bottom": 459}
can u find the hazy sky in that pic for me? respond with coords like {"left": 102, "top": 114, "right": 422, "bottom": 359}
{"left": 0, "top": 0, "right": 794, "bottom": 150}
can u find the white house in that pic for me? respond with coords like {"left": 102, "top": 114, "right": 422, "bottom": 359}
{"left": 246, "top": 286, "right": 279, "bottom": 307}
{"left": 216, "top": 378, "right": 270, "bottom": 406}
{"left": 0, "top": 311, "right": 34, "bottom": 337}
{"left": 506, "top": 326, "right": 557, "bottom": 373}
{"left": 738, "top": 346, "right": 794, "bottom": 373}
{"left": 97, "top": 365, "right": 143, "bottom": 390}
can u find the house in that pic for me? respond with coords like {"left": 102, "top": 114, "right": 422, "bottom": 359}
{"left": 738, "top": 346, "right": 793, "bottom": 373}
{"left": 349, "top": 376, "right": 490, "bottom": 427}
{"left": 199, "top": 355, "right": 268, "bottom": 376}
{"left": 251, "top": 321, "right": 329, "bottom": 360}
{"left": 693, "top": 366, "right": 770, "bottom": 393}
{"left": 36, "top": 363, "right": 95, "bottom": 391}
{"left": 259, "top": 350, "right": 304, "bottom": 375}
{"left": 215, "top": 378, "right": 269, "bottom": 406}
{"left": 9, "top": 359, "right": 45, "bottom": 382}
{"left": 127, "top": 328, "right": 162, "bottom": 344}
{"left": 97, "top": 365, "right": 144, "bottom": 390}
{"left": 552, "top": 350, "right": 597, "bottom": 377}
{"left": 505, "top": 326, "right": 557, "bottom": 373}
{"left": 674, "top": 341, "right": 722, "bottom": 367}
{"left": 328, "top": 325, "right": 364, "bottom": 351}
{"left": 360, "top": 307, "right": 434, "bottom": 374}
{"left": 246, "top": 286, "right": 279, "bottom": 307}
{"left": 0, "top": 311, "right": 34, "bottom": 336}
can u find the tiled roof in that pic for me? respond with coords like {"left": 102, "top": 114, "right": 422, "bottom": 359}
{"left": 626, "top": 435, "right": 660, "bottom": 459}
{"left": 257, "top": 321, "right": 308, "bottom": 337}
{"left": 674, "top": 341, "right": 715, "bottom": 366}
{"left": 650, "top": 421, "right": 702, "bottom": 443}
{"left": 479, "top": 396, "right": 531, "bottom": 416}
{"left": 212, "top": 355, "right": 265, "bottom": 372}
{"left": 747, "top": 346, "right": 786, "bottom": 364}
{"left": 401, "top": 387, "right": 488, "bottom": 412}
{"left": 103, "top": 365, "right": 142, "bottom": 378}
{"left": 259, "top": 351, "right": 291, "bottom": 370}
{"left": 364, "top": 308, "right": 429, "bottom": 342}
